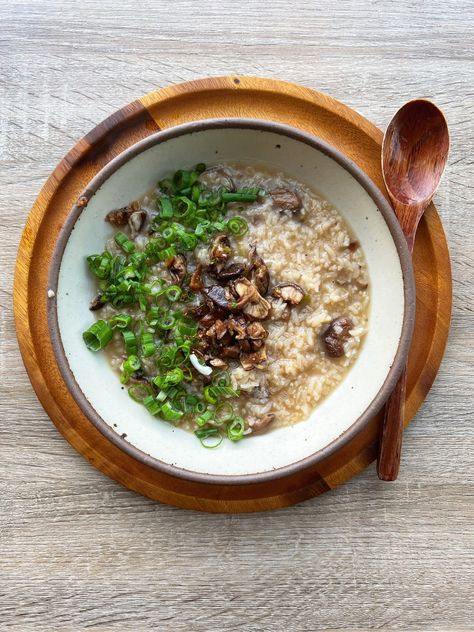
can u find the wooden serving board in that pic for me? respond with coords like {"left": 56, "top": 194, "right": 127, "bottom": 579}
{"left": 13, "top": 77, "right": 452, "bottom": 512}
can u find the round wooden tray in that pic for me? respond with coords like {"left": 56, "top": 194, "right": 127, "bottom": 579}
{"left": 13, "top": 77, "right": 452, "bottom": 512}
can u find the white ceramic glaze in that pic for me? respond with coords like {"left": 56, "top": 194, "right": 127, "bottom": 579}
{"left": 52, "top": 121, "right": 413, "bottom": 478}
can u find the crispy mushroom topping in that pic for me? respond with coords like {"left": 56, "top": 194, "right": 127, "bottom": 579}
{"left": 89, "top": 294, "right": 105, "bottom": 311}
{"left": 189, "top": 263, "right": 204, "bottom": 291}
{"left": 321, "top": 316, "right": 353, "bottom": 358}
{"left": 221, "top": 345, "right": 240, "bottom": 359}
{"left": 233, "top": 278, "right": 271, "bottom": 320}
{"left": 105, "top": 207, "right": 132, "bottom": 225}
{"left": 269, "top": 188, "right": 302, "bottom": 212}
{"left": 210, "top": 357, "right": 228, "bottom": 368}
{"left": 271, "top": 282, "right": 305, "bottom": 305}
{"left": 166, "top": 254, "right": 187, "bottom": 286}
{"left": 202, "top": 285, "right": 232, "bottom": 311}
{"left": 247, "top": 322, "right": 268, "bottom": 340}
{"left": 210, "top": 234, "right": 231, "bottom": 263}
{"left": 227, "top": 315, "right": 248, "bottom": 340}
{"left": 250, "top": 413, "right": 276, "bottom": 434}
{"left": 247, "top": 244, "right": 270, "bottom": 295}
{"left": 240, "top": 347, "right": 267, "bottom": 370}
{"left": 128, "top": 210, "right": 147, "bottom": 237}
{"left": 207, "top": 261, "right": 246, "bottom": 282}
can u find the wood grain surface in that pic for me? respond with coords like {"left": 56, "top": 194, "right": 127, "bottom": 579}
{"left": 1, "top": 1, "right": 473, "bottom": 630}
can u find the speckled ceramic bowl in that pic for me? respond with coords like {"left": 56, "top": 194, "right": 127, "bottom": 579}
{"left": 48, "top": 119, "right": 415, "bottom": 484}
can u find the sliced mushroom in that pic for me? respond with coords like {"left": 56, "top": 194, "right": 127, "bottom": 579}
{"left": 128, "top": 210, "right": 147, "bottom": 237}
{"left": 227, "top": 315, "right": 248, "bottom": 340}
{"left": 247, "top": 244, "right": 270, "bottom": 295}
{"left": 210, "top": 357, "right": 228, "bottom": 368}
{"left": 166, "top": 254, "right": 187, "bottom": 286}
{"left": 105, "top": 207, "right": 132, "bottom": 225}
{"left": 189, "top": 263, "right": 204, "bottom": 291}
{"left": 250, "top": 413, "right": 276, "bottom": 434}
{"left": 221, "top": 345, "right": 240, "bottom": 359}
{"left": 233, "top": 278, "right": 271, "bottom": 320}
{"left": 269, "top": 187, "right": 302, "bottom": 213}
{"left": 240, "top": 347, "right": 267, "bottom": 370}
{"left": 246, "top": 322, "right": 268, "bottom": 340}
{"left": 321, "top": 316, "right": 353, "bottom": 358}
{"left": 202, "top": 285, "right": 232, "bottom": 311}
{"left": 89, "top": 294, "right": 105, "bottom": 311}
{"left": 207, "top": 261, "right": 246, "bottom": 282}
{"left": 271, "top": 282, "right": 305, "bottom": 305}
{"left": 210, "top": 234, "right": 231, "bottom": 263}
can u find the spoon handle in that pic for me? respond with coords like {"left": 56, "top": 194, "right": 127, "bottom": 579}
{"left": 377, "top": 361, "right": 407, "bottom": 480}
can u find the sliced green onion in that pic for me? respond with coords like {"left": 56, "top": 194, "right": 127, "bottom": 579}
{"left": 161, "top": 401, "right": 184, "bottom": 422}
{"left": 158, "top": 197, "right": 174, "bottom": 218}
{"left": 128, "top": 383, "right": 153, "bottom": 402}
{"left": 196, "top": 409, "right": 214, "bottom": 427}
{"left": 164, "top": 285, "right": 182, "bottom": 303}
{"left": 122, "top": 329, "right": 137, "bottom": 355}
{"left": 141, "top": 332, "right": 156, "bottom": 358}
{"left": 226, "top": 216, "right": 248, "bottom": 236}
{"left": 114, "top": 231, "right": 136, "bottom": 254}
{"left": 194, "top": 427, "right": 223, "bottom": 449}
{"left": 156, "top": 313, "right": 176, "bottom": 331}
{"left": 143, "top": 394, "right": 161, "bottom": 415}
{"left": 212, "top": 371, "right": 231, "bottom": 388}
{"left": 158, "top": 346, "right": 176, "bottom": 368}
{"left": 158, "top": 246, "right": 177, "bottom": 261}
{"left": 120, "top": 355, "right": 141, "bottom": 384}
{"left": 83, "top": 320, "right": 113, "bottom": 351}
{"left": 211, "top": 385, "right": 240, "bottom": 398}
{"left": 110, "top": 314, "right": 132, "bottom": 330}
{"left": 227, "top": 416, "right": 245, "bottom": 441}
{"left": 203, "top": 385, "right": 218, "bottom": 404}
{"left": 215, "top": 402, "right": 234, "bottom": 424}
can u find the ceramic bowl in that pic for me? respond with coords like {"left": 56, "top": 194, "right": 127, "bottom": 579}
{"left": 48, "top": 119, "right": 415, "bottom": 484}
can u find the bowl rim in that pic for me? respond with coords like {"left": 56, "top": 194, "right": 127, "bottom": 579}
{"left": 48, "top": 117, "right": 416, "bottom": 486}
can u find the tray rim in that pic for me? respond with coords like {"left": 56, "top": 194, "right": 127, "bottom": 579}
{"left": 13, "top": 76, "right": 452, "bottom": 510}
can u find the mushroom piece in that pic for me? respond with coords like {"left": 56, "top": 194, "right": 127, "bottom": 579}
{"left": 247, "top": 244, "right": 270, "bottom": 295}
{"left": 271, "top": 282, "right": 305, "bottom": 305}
{"left": 202, "top": 285, "right": 232, "bottom": 312}
{"left": 189, "top": 263, "right": 204, "bottom": 291}
{"left": 209, "top": 234, "right": 231, "bottom": 264}
{"left": 128, "top": 210, "right": 147, "bottom": 237}
{"left": 89, "top": 294, "right": 105, "bottom": 311}
{"left": 227, "top": 314, "right": 248, "bottom": 340}
{"left": 321, "top": 316, "right": 353, "bottom": 358}
{"left": 221, "top": 345, "right": 240, "bottom": 359}
{"left": 210, "top": 357, "right": 228, "bottom": 368}
{"left": 207, "top": 261, "right": 246, "bottom": 282}
{"left": 240, "top": 347, "right": 267, "bottom": 370}
{"left": 166, "top": 254, "right": 187, "bottom": 286}
{"left": 246, "top": 321, "right": 268, "bottom": 341}
{"left": 269, "top": 188, "right": 302, "bottom": 213}
{"left": 233, "top": 278, "right": 271, "bottom": 320}
{"left": 105, "top": 207, "right": 132, "bottom": 225}
{"left": 250, "top": 413, "right": 276, "bottom": 434}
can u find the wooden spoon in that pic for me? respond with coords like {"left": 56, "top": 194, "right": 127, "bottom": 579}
{"left": 377, "top": 99, "right": 449, "bottom": 481}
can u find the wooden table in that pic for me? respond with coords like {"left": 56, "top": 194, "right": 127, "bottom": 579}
{"left": 1, "top": 1, "right": 472, "bottom": 630}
